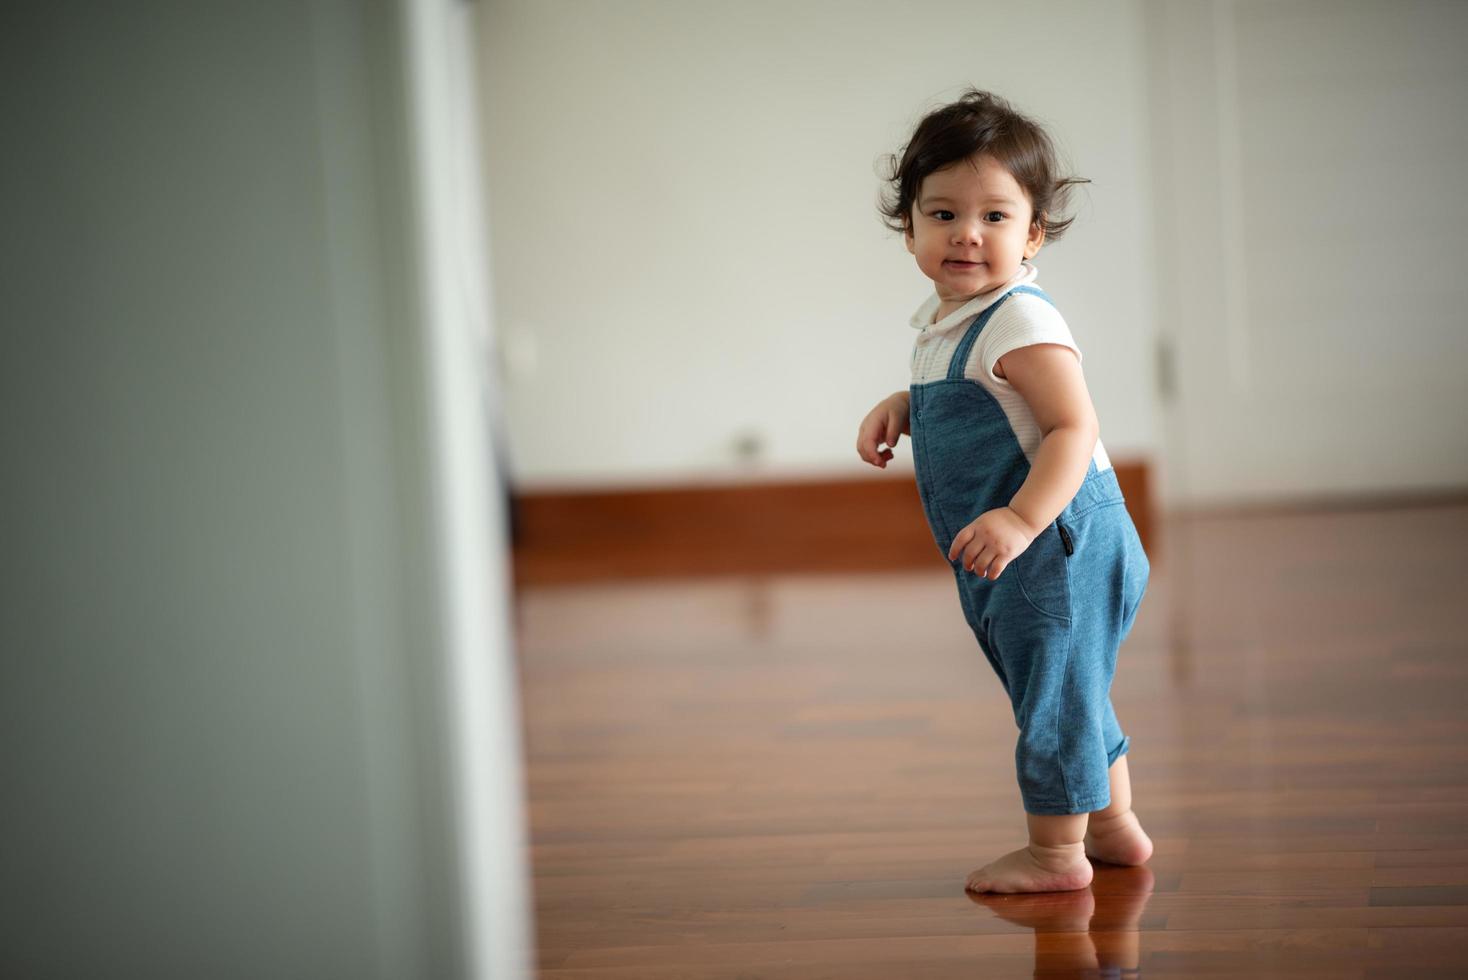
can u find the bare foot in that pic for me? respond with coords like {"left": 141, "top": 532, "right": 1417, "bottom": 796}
{"left": 965, "top": 843, "right": 1094, "bottom": 894}
{"left": 1084, "top": 809, "right": 1153, "bottom": 866}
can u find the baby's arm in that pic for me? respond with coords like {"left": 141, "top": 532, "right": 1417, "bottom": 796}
{"left": 998, "top": 343, "right": 1099, "bottom": 532}
{"left": 855, "top": 391, "right": 911, "bottom": 469}
{"left": 947, "top": 344, "right": 1097, "bottom": 578}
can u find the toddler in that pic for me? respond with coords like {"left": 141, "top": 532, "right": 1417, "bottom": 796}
{"left": 856, "top": 90, "right": 1153, "bottom": 894}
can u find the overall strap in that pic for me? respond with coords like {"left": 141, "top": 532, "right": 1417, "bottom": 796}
{"left": 945, "top": 285, "right": 1055, "bottom": 381}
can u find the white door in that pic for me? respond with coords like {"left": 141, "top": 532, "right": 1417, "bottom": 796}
{"left": 1147, "top": 0, "right": 1468, "bottom": 508}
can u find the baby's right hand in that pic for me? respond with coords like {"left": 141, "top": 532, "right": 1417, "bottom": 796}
{"left": 856, "top": 392, "right": 911, "bottom": 468}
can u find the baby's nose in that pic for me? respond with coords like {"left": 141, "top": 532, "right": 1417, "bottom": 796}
{"left": 951, "top": 222, "right": 981, "bottom": 245}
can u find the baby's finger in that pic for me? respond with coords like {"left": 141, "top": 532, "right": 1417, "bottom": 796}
{"left": 946, "top": 528, "right": 973, "bottom": 562}
{"left": 969, "top": 546, "right": 996, "bottom": 576}
{"left": 987, "top": 555, "right": 1012, "bottom": 580}
{"left": 885, "top": 417, "right": 901, "bottom": 450}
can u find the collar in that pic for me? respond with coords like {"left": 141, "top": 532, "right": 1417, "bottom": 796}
{"left": 909, "top": 262, "right": 1040, "bottom": 333}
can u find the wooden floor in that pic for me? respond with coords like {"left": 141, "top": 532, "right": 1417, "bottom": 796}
{"left": 513, "top": 503, "right": 1468, "bottom": 978}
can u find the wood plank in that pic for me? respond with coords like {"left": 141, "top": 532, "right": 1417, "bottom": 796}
{"left": 511, "top": 460, "right": 1155, "bottom": 585}
{"left": 518, "top": 503, "right": 1468, "bottom": 975}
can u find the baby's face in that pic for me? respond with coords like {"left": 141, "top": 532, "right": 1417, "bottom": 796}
{"left": 905, "top": 154, "right": 1044, "bottom": 305}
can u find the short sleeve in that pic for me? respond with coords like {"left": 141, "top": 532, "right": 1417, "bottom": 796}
{"left": 971, "top": 292, "right": 1082, "bottom": 385}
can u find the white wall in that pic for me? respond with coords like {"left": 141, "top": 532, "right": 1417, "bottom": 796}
{"left": 0, "top": 2, "right": 529, "bottom": 977}
{"left": 479, "top": 0, "right": 1160, "bottom": 489}
{"left": 1147, "top": 0, "right": 1468, "bottom": 507}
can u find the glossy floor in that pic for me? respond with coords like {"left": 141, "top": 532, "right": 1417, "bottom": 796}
{"left": 515, "top": 503, "right": 1468, "bottom": 978}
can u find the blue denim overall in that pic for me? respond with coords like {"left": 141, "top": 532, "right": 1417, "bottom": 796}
{"left": 909, "top": 286, "right": 1149, "bottom": 815}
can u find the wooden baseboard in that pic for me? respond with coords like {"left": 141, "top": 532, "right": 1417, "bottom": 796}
{"left": 511, "top": 461, "right": 1155, "bottom": 586}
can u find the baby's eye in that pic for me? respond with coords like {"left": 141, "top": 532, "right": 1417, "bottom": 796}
{"left": 932, "top": 210, "right": 955, "bottom": 221}
{"left": 984, "top": 211, "right": 1006, "bottom": 223}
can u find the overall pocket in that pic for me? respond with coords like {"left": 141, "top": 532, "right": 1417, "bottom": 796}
{"left": 1013, "top": 522, "right": 1072, "bottom": 621}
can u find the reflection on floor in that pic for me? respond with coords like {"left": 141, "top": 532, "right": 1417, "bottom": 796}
{"left": 516, "top": 503, "right": 1468, "bottom": 978}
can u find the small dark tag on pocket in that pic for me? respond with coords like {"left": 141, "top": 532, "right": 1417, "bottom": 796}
{"left": 1058, "top": 524, "right": 1074, "bottom": 556}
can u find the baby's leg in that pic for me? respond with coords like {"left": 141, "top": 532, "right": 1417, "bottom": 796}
{"left": 1083, "top": 755, "right": 1153, "bottom": 866}
{"left": 964, "top": 812, "right": 1094, "bottom": 894}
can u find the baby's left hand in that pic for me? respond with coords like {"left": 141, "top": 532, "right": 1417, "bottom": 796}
{"left": 948, "top": 507, "right": 1040, "bottom": 579}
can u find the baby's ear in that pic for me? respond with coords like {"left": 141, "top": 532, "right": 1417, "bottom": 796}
{"left": 1025, "top": 215, "right": 1046, "bottom": 257}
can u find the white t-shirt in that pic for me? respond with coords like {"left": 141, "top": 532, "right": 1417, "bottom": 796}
{"left": 909, "top": 262, "right": 1112, "bottom": 472}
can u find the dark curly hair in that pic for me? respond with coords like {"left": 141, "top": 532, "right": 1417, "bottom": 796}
{"left": 878, "top": 89, "right": 1088, "bottom": 243}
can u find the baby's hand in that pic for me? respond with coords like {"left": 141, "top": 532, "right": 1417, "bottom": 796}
{"left": 948, "top": 507, "right": 1039, "bottom": 579}
{"left": 856, "top": 392, "right": 911, "bottom": 468}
